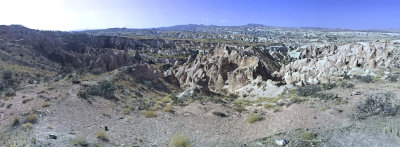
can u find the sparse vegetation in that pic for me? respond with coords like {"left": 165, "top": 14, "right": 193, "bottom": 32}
{"left": 247, "top": 113, "right": 263, "bottom": 124}
{"left": 169, "top": 134, "right": 191, "bottom": 147}
{"left": 355, "top": 93, "right": 399, "bottom": 119}
{"left": 355, "top": 75, "right": 373, "bottom": 83}
{"left": 232, "top": 99, "right": 250, "bottom": 112}
{"left": 301, "top": 131, "right": 317, "bottom": 141}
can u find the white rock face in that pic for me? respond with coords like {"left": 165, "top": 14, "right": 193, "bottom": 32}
{"left": 280, "top": 42, "right": 398, "bottom": 85}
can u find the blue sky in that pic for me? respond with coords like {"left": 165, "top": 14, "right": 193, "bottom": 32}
{"left": 0, "top": 0, "right": 399, "bottom": 30}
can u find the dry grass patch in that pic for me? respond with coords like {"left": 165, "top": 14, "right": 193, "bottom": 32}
{"left": 25, "top": 114, "right": 38, "bottom": 124}
{"left": 95, "top": 130, "right": 108, "bottom": 141}
{"left": 141, "top": 110, "right": 157, "bottom": 118}
{"left": 247, "top": 113, "right": 263, "bottom": 124}
{"left": 71, "top": 136, "right": 88, "bottom": 146}
{"left": 163, "top": 104, "right": 174, "bottom": 113}
{"left": 22, "top": 123, "right": 33, "bottom": 130}
{"left": 169, "top": 134, "right": 191, "bottom": 147}
{"left": 42, "top": 102, "right": 51, "bottom": 108}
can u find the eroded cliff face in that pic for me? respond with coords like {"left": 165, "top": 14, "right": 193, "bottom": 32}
{"left": 280, "top": 42, "right": 398, "bottom": 85}
{"left": 164, "top": 44, "right": 282, "bottom": 94}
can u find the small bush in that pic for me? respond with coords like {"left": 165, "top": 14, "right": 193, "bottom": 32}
{"left": 247, "top": 113, "right": 263, "bottom": 124}
{"left": 169, "top": 134, "right": 191, "bottom": 147}
{"left": 388, "top": 75, "right": 398, "bottom": 82}
{"left": 296, "top": 85, "right": 321, "bottom": 97}
{"left": 301, "top": 131, "right": 317, "bottom": 141}
{"left": 22, "top": 123, "right": 33, "bottom": 130}
{"left": 79, "top": 80, "right": 116, "bottom": 100}
{"left": 5, "top": 90, "right": 16, "bottom": 97}
{"left": 162, "top": 97, "right": 172, "bottom": 103}
{"left": 25, "top": 114, "right": 38, "bottom": 124}
{"left": 2, "top": 70, "right": 12, "bottom": 80}
{"left": 141, "top": 110, "right": 157, "bottom": 118}
{"left": 339, "top": 81, "right": 354, "bottom": 89}
{"left": 315, "top": 93, "right": 337, "bottom": 101}
{"left": 95, "top": 130, "right": 108, "bottom": 141}
{"left": 71, "top": 137, "right": 88, "bottom": 146}
{"left": 355, "top": 93, "right": 399, "bottom": 119}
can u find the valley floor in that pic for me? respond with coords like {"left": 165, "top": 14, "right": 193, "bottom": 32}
{"left": 1, "top": 73, "right": 400, "bottom": 147}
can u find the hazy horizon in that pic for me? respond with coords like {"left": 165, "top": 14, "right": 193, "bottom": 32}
{"left": 1, "top": 0, "right": 399, "bottom": 31}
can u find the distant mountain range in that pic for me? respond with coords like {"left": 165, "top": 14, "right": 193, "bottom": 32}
{"left": 77, "top": 24, "right": 400, "bottom": 34}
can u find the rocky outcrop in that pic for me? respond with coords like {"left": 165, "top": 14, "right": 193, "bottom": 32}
{"left": 164, "top": 44, "right": 282, "bottom": 94}
{"left": 280, "top": 42, "right": 396, "bottom": 85}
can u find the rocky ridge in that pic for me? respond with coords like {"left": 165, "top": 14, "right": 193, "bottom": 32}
{"left": 164, "top": 44, "right": 283, "bottom": 95}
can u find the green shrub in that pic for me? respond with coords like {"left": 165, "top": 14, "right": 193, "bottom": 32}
{"left": 296, "top": 85, "right": 321, "bottom": 97}
{"left": 79, "top": 80, "right": 116, "bottom": 100}
{"left": 169, "top": 134, "right": 191, "bottom": 147}
{"left": 247, "top": 113, "right": 263, "bottom": 124}
{"left": 339, "top": 81, "right": 354, "bottom": 89}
